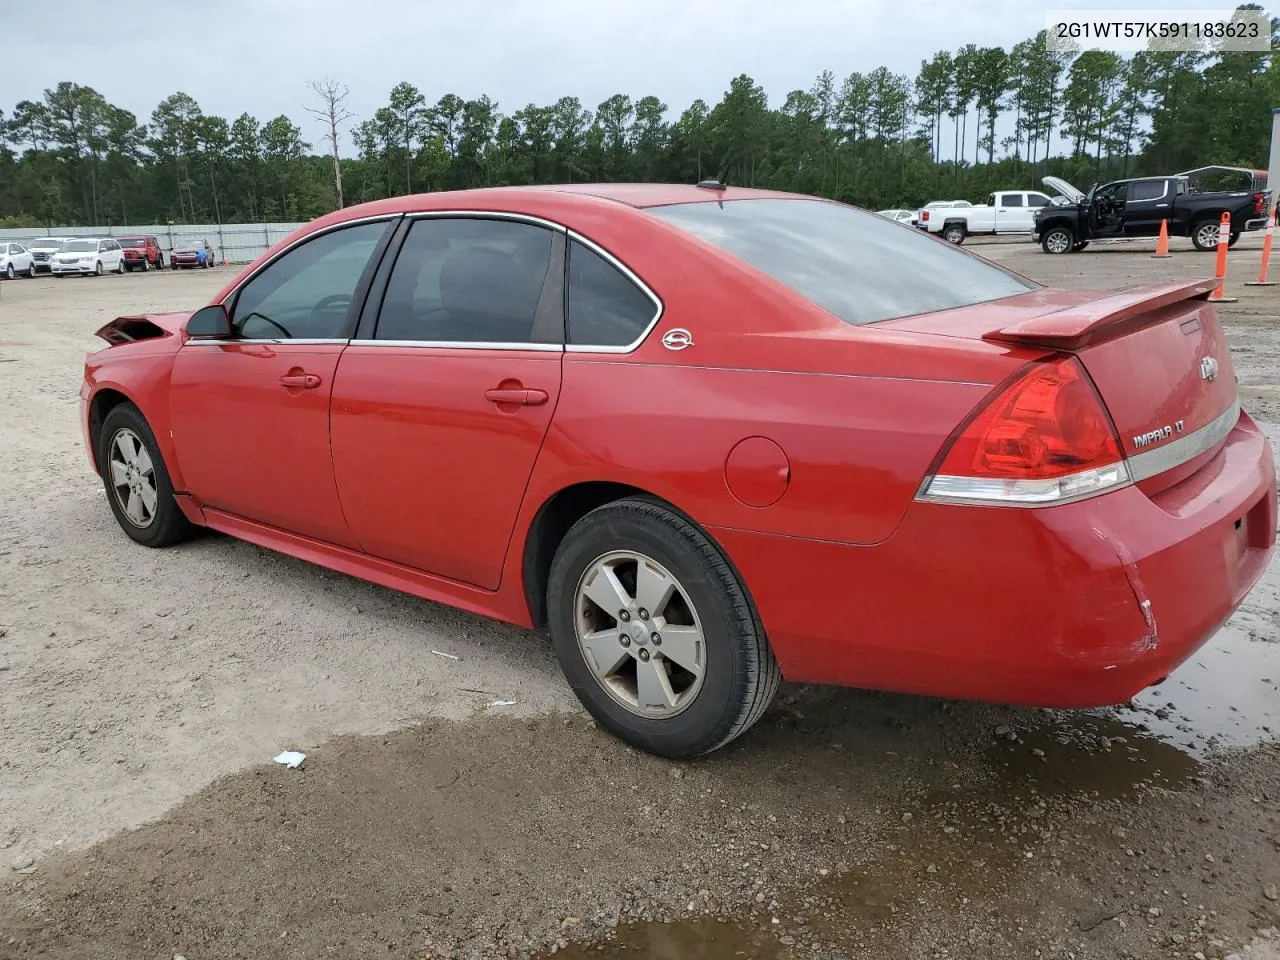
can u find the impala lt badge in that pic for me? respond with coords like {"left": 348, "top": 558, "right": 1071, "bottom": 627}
{"left": 1200, "top": 356, "right": 1219, "bottom": 381}
{"left": 661, "top": 328, "right": 694, "bottom": 351}
{"left": 1133, "top": 419, "right": 1186, "bottom": 449}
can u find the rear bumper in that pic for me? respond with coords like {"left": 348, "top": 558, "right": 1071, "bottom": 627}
{"left": 712, "top": 410, "right": 1276, "bottom": 708}
{"left": 1244, "top": 217, "right": 1269, "bottom": 232}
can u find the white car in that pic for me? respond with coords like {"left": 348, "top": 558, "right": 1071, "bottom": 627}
{"left": 26, "top": 236, "right": 72, "bottom": 274}
{"left": 51, "top": 238, "right": 125, "bottom": 277}
{"left": 875, "top": 208, "right": 917, "bottom": 225}
{"left": 0, "top": 242, "right": 36, "bottom": 279}
{"left": 919, "top": 190, "right": 1056, "bottom": 244}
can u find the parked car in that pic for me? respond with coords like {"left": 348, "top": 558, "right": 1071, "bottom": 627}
{"left": 171, "top": 239, "right": 214, "bottom": 269}
{"left": 26, "top": 237, "right": 71, "bottom": 274}
{"left": 51, "top": 237, "right": 125, "bottom": 277}
{"left": 918, "top": 190, "right": 1057, "bottom": 244}
{"left": 0, "top": 242, "right": 36, "bottom": 279}
{"left": 913, "top": 199, "right": 972, "bottom": 230}
{"left": 1033, "top": 174, "right": 1272, "bottom": 254}
{"left": 875, "top": 208, "right": 917, "bottom": 225}
{"left": 118, "top": 236, "right": 165, "bottom": 271}
{"left": 79, "top": 183, "right": 1276, "bottom": 759}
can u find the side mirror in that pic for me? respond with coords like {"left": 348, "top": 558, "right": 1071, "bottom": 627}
{"left": 186, "top": 304, "right": 232, "bottom": 339}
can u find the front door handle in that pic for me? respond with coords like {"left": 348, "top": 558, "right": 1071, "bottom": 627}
{"left": 280, "top": 373, "right": 321, "bottom": 389}
{"left": 485, "top": 387, "right": 549, "bottom": 406}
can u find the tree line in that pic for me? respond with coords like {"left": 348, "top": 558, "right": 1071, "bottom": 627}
{"left": 1, "top": 15, "right": 1276, "bottom": 230}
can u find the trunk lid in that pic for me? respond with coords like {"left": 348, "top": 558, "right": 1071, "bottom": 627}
{"left": 886, "top": 279, "right": 1240, "bottom": 495}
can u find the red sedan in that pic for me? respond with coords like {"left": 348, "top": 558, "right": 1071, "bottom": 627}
{"left": 80, "top": 184, "right": 1277, "bottom": 759}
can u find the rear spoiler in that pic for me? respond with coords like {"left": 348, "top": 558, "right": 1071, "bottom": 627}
{"left": 983, "top": 279, "right": 1219, "bottom": 350}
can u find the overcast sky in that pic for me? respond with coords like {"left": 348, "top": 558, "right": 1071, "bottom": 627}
{"left": 3, "top": 0, "right": 1254, "bottom": 156}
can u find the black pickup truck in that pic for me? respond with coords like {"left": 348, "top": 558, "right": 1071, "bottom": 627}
{"left": 1032, "top": 174, "right": 1271, "bottom": 254}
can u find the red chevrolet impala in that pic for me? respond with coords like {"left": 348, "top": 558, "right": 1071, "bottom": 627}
{"left": 80, "top": 183, "right": 1277, "bottom": 759}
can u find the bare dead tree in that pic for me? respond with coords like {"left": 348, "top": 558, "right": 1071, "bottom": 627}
{"left": 305, "top": 77, "right": 354, "bottom": 208}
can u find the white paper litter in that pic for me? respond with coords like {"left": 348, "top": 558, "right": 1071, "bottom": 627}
{"left": 430, "top": 650, "right": 460, "bottom": 660}
{"left": 491, "top": 700, "right": 517, "bottom": 707}
{"left": 273, "top": 751, "right": 306, "bottom": 769}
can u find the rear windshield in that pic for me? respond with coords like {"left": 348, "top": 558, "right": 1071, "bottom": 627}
{"left": 119, "top": 239, "right": 145, "bottom": 247}
{"left": 647, "top": 198, "right": 1037, "bottom": 326}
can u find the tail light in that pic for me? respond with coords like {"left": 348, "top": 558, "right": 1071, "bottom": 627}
{"left": 917, "top": 356, "right": 1131, "bottom": 506}
{"left": 1254, "top": 193, "right": 1266, "bottom": 215}
{"left": 921, "top": 210, "right": 930, "bottom": 222}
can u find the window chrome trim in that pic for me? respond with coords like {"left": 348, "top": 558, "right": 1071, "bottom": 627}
{"left": 348, "top": 339, "right": 563, "bottom": 352}
{"left": 1128, "top": 178, "right": 1170, "bottom": 203}
{"left": 403, "top": 209, "right": 568, "bottom": 233}
{"left": 1126, "top": 397, "right": 1241, "bottom": 483}
{"left": 563, "top": 229, "right": 665, "bottom": 355}
{"left": 217, "top": 213, "right": 405, "bottom": 306}
{"left": 184, "top": 338, "right": 351, "bottom": 346}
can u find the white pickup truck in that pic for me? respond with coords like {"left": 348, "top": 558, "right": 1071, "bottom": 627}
{"left": 917, "top": 190, "right": 1057, "bottom": 244}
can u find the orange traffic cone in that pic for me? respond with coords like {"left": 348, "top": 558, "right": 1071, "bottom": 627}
{"left": 1207, "top": 211, "right": 1238, "bottom": 303}
{"left": 1152, "top": 218, "right": 1171, "bottom": 258}
{"left": 1244, "top": 198, "right": 1277, "bottom": 287}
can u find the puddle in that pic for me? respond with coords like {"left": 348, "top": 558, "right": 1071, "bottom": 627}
{"left": 1117, "top": 620, "right": 1280, "bottom": 756}
{"left": 545, "top": 917, "right": 784, "bottom": 959}
{"left": 986, "top": 712, "right": 1201, "bottom": 798}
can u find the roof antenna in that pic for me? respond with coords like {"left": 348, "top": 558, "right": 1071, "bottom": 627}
{"left": 696, "top": 179, "right": 727, "bottom": 191}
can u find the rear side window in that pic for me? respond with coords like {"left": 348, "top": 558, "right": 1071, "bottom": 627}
{"left": 1130, "top": 180, "right": 1166, "bottom": 201}
{"left": 567, "top": 239, "right": 659, "bottom": 347}
{"left": 376, "top": 217, "right": 558, "bottom": 344}
{"left": 647, "top": 198, "right": 1037, "bottom": 326}
{"left": 1001, "top": 194, "right": 1024, "bottom": 207}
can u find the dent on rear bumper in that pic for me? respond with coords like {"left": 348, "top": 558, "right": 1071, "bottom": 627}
{"left": 711, "top": 412, "right": 1276, "bottom": 708}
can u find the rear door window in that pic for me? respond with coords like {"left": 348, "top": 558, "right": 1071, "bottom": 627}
{"left": 647, "top": 198, "right": 1037, "bottom": 326}
{"left": 566, "top": 239, "right": 660, "bottom": 348}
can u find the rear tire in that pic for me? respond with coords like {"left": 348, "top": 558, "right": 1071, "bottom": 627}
{"left": 1073, "top": 241, "right": 1090, "bottom": 251}
{"left": 547, "top": 497, "right": 781, "bottom": 759}
{"left": 942, "top": 223, "right": 966, "bottom": 244}
{"left": 97, "top": 403, "right": 196, "bottom": 548}
{"left": 1192, "top": 220, "right": 1222, "bottom": 252}
{"left": 4, "top": 264, "right": 12, "bottom": 280}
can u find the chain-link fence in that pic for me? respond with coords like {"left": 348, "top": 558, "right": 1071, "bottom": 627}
{"left": 0, "top": 222, "right": 307, "bottom": 265}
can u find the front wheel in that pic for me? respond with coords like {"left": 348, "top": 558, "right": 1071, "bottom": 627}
{"left": 94, "top": 261, "right": 103, "bottom": 276}
{"left": 1041, "top": 227, "right": 1075, "bottom": 254}
{"left": 97, "top": 403, "right": 196, "bottom": 548}
{"left": 26, "top": 264, "right": 36, "bottom": 278}
{"left": 547, "top": 497, "right": 780, "bottom": 759}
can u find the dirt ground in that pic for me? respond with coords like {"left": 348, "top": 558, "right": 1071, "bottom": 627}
{"left": 0, "top": 231, "right": 1278, "bottom": 960}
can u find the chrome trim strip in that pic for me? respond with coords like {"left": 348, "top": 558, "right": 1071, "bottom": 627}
{"left": 347, "top": 339, "right": 563, "bottom": 352}
{"left": 1126, "top": 397, "right": 1241, "bottom": 483}
{"left": 184, "top": 338, "right": 350, "bottom": 346}
{"left": 915, "top": 464, "right": 1133, "bottom": 508}
{"left": 563, "top": 228, "right": 665, "bottom": 354}
{"left": 218, "top": 213, "right": 404, "bottom": 305}
{"left": 403, "top": 209, "right": 568, "bottom": 233}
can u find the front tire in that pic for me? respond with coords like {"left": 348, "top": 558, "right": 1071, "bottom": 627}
{"left": 547, "top": 497, "right": 780, "bottom": 759}
{"left": 97, "top": 403, "right": 195, "bottom": 548}
{"left": 1041, "top": 226, "right": 1074, "bottom": 254}
{"left": 94, "top": 261, "right": 103, "bottom": 276}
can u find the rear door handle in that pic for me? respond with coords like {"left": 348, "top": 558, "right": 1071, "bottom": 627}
{"left": 485, "top": 387, "right": 549, "bottom": 406}
{"left": 280, "top": 374, "right": 321, "bottom": 389}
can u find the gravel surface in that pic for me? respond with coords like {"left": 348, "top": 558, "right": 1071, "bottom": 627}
{"left": 0, "top": 234, "right": 1278, "bottom": 959}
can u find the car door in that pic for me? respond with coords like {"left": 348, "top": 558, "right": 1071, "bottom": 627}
{"left": 995, "top": 192, "right": 1028, "bottom": 233}
{"left": 1089, "top": 182, "right": 1127, "bottom": 236}
{"left": 168, "top": 216, "right": 398, "bottom": 546}
{"left": 1123, "top": 179, "right": 1171, "bottom": 235}
{"left": 329, "top": 214, "right": 565, "bottom": 590}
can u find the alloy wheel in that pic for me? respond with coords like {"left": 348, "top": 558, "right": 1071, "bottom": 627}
{"left": 573, "top": 550, "right": 707, "bottom": 718}
{"left": 107, "top": 428, "right": 158, "bottom": 529}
